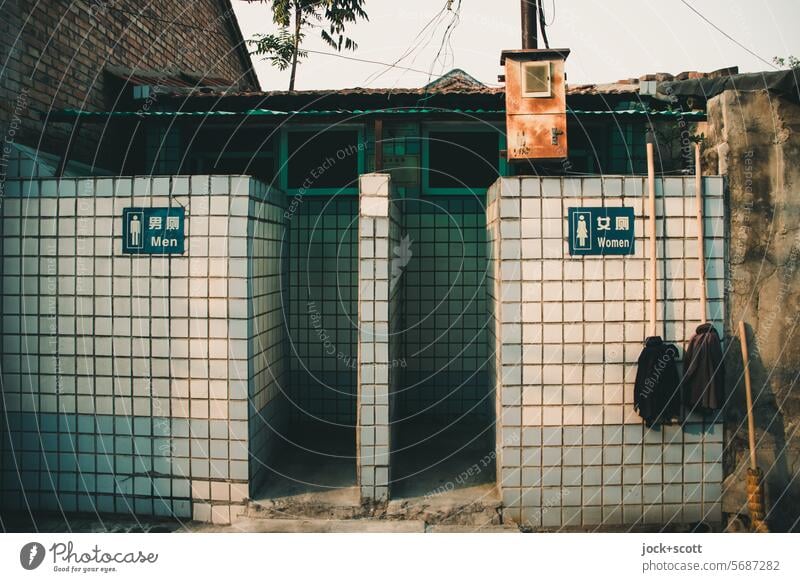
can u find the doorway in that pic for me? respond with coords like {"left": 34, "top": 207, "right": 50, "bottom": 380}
{"left": 391, "top": 196, "right": 495, "bottom": 499}
{"left": 251, "top": 196, "right": 359, "bottom": 506}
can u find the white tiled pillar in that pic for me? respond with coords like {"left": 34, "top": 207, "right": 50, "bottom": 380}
{"left": 357, "top": 173, "right": 400, "bottom": 502}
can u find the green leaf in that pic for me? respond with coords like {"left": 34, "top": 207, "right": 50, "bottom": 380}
{"left": 248, "top": 30, "right": 304, "bottom": 71}
{"left": 244, "top": 0, "right": 367, "bottom": 79}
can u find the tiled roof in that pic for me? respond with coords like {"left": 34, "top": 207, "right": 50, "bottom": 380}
{"left": 569, "top": 66, "right": 740, "bottom": 96}
{"left": 155, "top": 67, "right": 739, "bottom": 100}
{"left": 55, "top": 107, "right": 706, "bottom": 120}
{"left": 106, "top": 66, "right": 238, "bottom": 91}
{"left": 422, "top": 68, "right": 488, "bottom": 91}
{"left": 84, "top": 67, "right": 738, "bottom": 116}
{"left": 162, "top": 85, "right": 504, "bottom": 99}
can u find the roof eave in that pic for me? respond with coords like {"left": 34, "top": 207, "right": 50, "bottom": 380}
{"left": 217, "top": 0, "right": 261, "bottom": 91}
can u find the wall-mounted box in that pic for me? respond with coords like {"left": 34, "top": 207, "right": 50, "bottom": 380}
{"left": 501, "top": 48, "right": 570, "bottom": 161}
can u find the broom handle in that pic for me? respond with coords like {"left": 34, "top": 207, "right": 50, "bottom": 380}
{"left": 695, "top": 143, "right": 708, "bottom": 322}
{"left": 647, "top": 143, "right": 658, "bottom": 337}
{"left": 738, "top": 320, "right": 758, "bottom": 471}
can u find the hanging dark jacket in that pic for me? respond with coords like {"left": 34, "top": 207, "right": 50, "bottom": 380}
{"left": 683, "top": 323, "right": 725, "bottom": 412}
{"left": 634, "top": 336, "right": 681, "bottom": 427}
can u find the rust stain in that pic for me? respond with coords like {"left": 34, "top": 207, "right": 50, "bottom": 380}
{"left": 504, "top": 51, "right": 568, "bottom": 160}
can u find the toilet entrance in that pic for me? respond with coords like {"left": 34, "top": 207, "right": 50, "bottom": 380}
{"left": 390, "top": 196, "right": 495, "bottom": 499}
{"left": 250, "top": 196, "right": 360, "bottom": 508}
{"left": 251, "top": 191, "right": 497, "bottom": 509}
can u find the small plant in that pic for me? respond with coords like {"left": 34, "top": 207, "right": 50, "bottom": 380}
{"left": 246, "top": 0, "right": 368, "bottom": 91}
{"left": 251, "top": 29, "right": 306, "bottom": 73}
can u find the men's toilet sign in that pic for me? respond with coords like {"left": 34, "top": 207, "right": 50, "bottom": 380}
{"left": 568, "top": 207, "right": 635, "bottom": 256}
{"left": 122, "top": 207, "right": 185, "bottom": 254}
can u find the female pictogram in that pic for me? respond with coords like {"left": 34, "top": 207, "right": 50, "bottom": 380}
{"left": 576, "top": 214, "right": 589, "bottom": 248}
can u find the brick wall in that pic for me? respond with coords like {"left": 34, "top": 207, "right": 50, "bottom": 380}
{"left": 0, "top": 0, "right": 257, "bottom": 167}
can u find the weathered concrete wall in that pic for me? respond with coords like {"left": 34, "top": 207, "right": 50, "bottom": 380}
{"left": 705, "top": 89, "right": 800, "bottom": 532}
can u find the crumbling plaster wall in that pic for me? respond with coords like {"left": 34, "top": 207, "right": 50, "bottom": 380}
{"left": 705, "top": 89, "right": 800, "bottom": 532}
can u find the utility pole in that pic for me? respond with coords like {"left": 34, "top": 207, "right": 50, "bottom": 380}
{"left": 520, "top": 0, "right": 538, "bottom": 49}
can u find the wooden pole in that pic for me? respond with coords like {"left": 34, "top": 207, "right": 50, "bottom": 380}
{"left": 646, "top": 142, "right": 658, "bottom": 337}
{"left": 520, "top": 0, "right": 538, "bottom": 49}
{"left": 695, "top": 143, "right": 708, "bottom": 323}
{"left": 738, "top": 320, "right": 758, "bottom": 471}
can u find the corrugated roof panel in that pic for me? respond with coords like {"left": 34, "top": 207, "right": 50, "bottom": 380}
{"left": 56, "top": 108, "right": 705, "bottom": 119}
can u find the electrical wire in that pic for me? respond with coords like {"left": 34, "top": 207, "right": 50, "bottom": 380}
{"left": 305, "top": 49, "right": 435, "bottom": 77}
{"left": 537, "top": 0, "right": 550, "bottom": 49}
{"left": 105, "top": 5, "right": 464, "bottom": 83}
{"left": 428, "top": 0, "right": 462, "bottom": 80}
{"left": 105, "top": 6, "right": 229, "bottom": 36}
{"left": 308, "top": 47, "right": 502, "bottom": 87}
{"left": 679, "top": 0, "right": 777, "bottom": 69}
{"left": 103, "top": 3, "right": 491, "bottom": 87}
{"left": 362, "top": 4, "right": 450, "bottom": 85}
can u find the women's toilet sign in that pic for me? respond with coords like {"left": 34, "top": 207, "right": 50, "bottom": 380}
{"left": 568, "top": 207, "right": 635, "bottom": 256}
{"left": 122, "top": 207, "right": 185, "bottom": 254}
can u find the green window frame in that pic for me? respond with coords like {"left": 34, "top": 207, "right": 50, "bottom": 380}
{"left": 608, "top": 122, "right": 647, "bottom": 174}
{"left": 421, "top": 123, "right": 508, "bottom": 195}
{"left": 279, "top": 124, "right": 366, "bottom": 196}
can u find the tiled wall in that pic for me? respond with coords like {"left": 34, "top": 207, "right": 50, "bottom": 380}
{"left": 0, "top": 171, "right": 728, "bottom": 526}
{"left": 285, "top": 197, "right": 358, "bottom": 424}
{"left": 387, "top": 194, "right": 403, "bottom": 499}
{"left": 357, "top": 174, "right": 400, "bottom": 501}
{"left": 486, "top": 189, "right": 503, "bottom": 476}
{"left": 399, "top": 197, "right": 490, "bottom": 421}
{"left": 488, "top": 176, "right": 726, "bottom": 529}
{"left": 246, "top": 187, "right": 287, "bottom": 497}
{"left": 0, "top": 175, "right": 285, "bottom": 524}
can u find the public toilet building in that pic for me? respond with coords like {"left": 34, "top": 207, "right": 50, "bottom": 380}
{"left": 0, "top": 68, "right": 727, "bottom": 528}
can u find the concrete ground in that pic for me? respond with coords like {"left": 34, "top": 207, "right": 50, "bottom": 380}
{"left": 252, "top": 421, "right": 358, "bottom": 502}
{"left": 3, "top": 511, "right": 714, "bottom": 533}
{"left": 0, "top": 512, "right": 182, "bottom": 533}
{"left": 0, "top": 512, "right": 518, "bottom": 533}
{"left": 391, "top": 416, "right": 495, "bottom": 499}
{"left": 186, "top": 518, "right": 518, "bottom": 533}
{"left": 1, "top": 418, "right": 508, "bottom": 533}
{"left": 252, "top": 416, "right": 495, "bottom": 502}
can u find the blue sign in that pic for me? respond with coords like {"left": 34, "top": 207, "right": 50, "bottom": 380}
{"left": 122, "top": 207, "right": 185, "bottom": 254}
{"left": 568, "top": 207, "right": 635, "bottom": 256}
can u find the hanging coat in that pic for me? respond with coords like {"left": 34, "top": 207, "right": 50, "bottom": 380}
{"left": 634, "top": 336, "right": 681, "bottom": 427}
{"left": 683, "top": 323, "right": 725, "bottom": 412}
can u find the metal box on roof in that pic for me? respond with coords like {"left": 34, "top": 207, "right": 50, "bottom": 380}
{"left": 501, "top": 48, "right": 570, "bottom": 161}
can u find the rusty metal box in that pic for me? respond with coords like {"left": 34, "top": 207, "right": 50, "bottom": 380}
{"left": 502, "top": 48, "right": 570, "bottom": 161}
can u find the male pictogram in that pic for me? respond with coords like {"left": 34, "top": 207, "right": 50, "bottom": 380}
{"left": 130, "top": 214, "right": 141, "bottom": 247}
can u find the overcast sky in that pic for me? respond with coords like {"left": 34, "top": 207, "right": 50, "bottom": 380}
{"left": 232, "top": 0, "right": 800, "bottom": 91}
